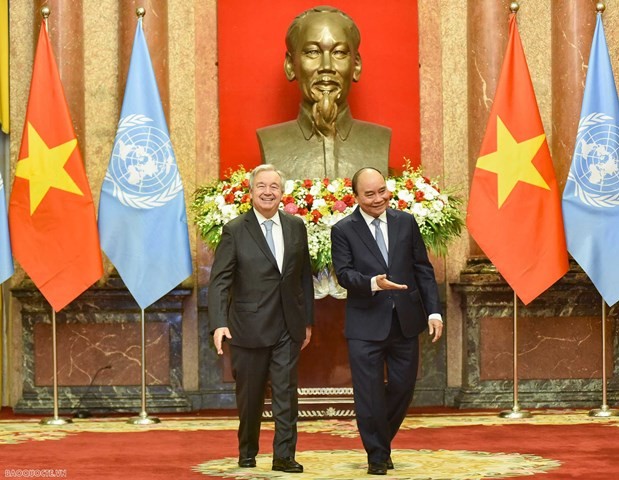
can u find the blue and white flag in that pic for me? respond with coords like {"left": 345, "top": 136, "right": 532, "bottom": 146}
{"left": 0, "top": 170, "right": 13, "bottom": 283}
{"left": 562, "top": 14, "right": 619, "bottom": 306}
{"left": 98, "top": 18, "right": 192, "bottom": 309}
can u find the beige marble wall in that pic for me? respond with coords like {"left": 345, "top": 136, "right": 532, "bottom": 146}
{"left": 418, "top": 1, "right": 469, "bottom": 389}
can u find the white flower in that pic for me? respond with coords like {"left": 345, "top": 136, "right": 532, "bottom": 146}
{"left": 412, "top": 202, "right": 429, "bottom": 219}
{"left": 284, "top": 180, "right": 295, "bottom": 195}
{"left": 327, "top": 182, "right": 337, "bottom": 193}
{"left": 220, "top": 204, "right": 239, "bottom": 223}
{"left": 386, "top": 179, "right": 397, "bottom": 192}
{"left": 397, "top": 189, "right": 414, "bottom": 203}
{"left": 312, "top": 198, "right": 327, "bottom": 209}
{"left": 215, "top": 195, "right": 225, "bottom": 207}
{"left": 310, "top": 184, "right": 322, "bottom": 196}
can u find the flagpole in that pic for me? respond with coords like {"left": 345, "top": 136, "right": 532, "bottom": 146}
{"left": 589, "top": 298, "right": 619, "bottom": 417}
{"left": 127, "top": 307, "right": 160, "bottom": 425}
{"left": 499, "top": 291, "right": 532, "bottom": 419}
{"left": 41, "top": 5, "right": 49, "bottom": 28}
{"left": 40, "top": 309, "right": 72, "bottom": 425}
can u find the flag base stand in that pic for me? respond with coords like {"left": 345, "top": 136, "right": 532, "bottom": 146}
{"left": 127, "top": 411, "right": 161, "bottom": 425}
{"left": 40, "top": 416, "right": 72, "bottom": 426}
{"left": 498, "top": 293, "right": 532, "bottom": 420}
{"left": 499, "top": 405, "right": 532, "bottom": 419}
{"left": 588, "top": 301, "right": 618, "bottom": 418}
{"left": 39, "top": 310, "right": 73, "bottom": 427}
{"left": 588, "top": 405, "right": 619, "bottom": 418}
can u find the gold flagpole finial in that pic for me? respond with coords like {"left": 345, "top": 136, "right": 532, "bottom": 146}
{"left": 41, "top": 6, "right": 51, "bottom": 19}
{"left": 510, "top": 2, "right": 519, "bottom": 14}
{"left": 136, "top": 7, "right": 146, "bottom": 18}
{"left": 596, "top": 2, "right": 606, "bottom": 14}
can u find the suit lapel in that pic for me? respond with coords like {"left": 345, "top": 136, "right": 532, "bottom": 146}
{"left": 351, "top": 208, "right": 388, "bottom": 269}
{"left": 386, "top": 209, "right": 399, "bottom": 267}
{"left": 244, "top": 209, "right": 279, "bottom": 271}
{"left": 280, "top": 212, "right": 294, "bottom": 274}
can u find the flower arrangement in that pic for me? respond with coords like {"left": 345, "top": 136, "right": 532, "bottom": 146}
{"left": 191, "top": 160, "right": 463, "bottom": 274}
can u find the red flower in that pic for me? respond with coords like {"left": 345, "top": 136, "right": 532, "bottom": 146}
{"left": 398, "top": 199, "right": 408, "bottom": 210}
{"left": 240, "top": 194, "right": 250, "bottom": 204}
{"left": 298, "top": 208, "right": 308, "bottom": 216}
{"left": 224, "top": 193, "right": 236, "bottom": 204}
{"left": 324, "top": 193, "right": 337, "bottom": 203}
{"left": 303, "top": 179, "right": 313, "bottom": 188}
{"left": 241, "top": 178, "right": 250, "bottom": 189}
{"left": 304, "top": 194, "right": 314, "bottom": 206}
{"left": 322, "top": 178, "right": 330, "bottom": 186}
{"left": 342, "top": 194, "right": 355, "bottom": 207}
{"left": 415, "top": 190, "right": 425, "bottom": 202}
{"left": 343, "top": 178, "right": 352, "bottom": 187}
{"left": 405, "top": 179, "right": 414, "bottom": 191}
{"left": 423, "top": 176, "right": 432, "bottom": 184}
{"left": 282, "top": 195, "right": 295, "bottom": 205}
{"left": 311, "top": 209, "right": 323, "bottom": 223}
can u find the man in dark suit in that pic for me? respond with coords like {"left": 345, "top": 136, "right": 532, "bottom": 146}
{"left": 208, "top": 164, "right": 314, "bottom": 473}
{"left": 331, "top": 167, "right": 443, "bottom": 475}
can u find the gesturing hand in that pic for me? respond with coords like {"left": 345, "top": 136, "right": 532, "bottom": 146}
{"left": 376, "top": 274, "right": 407, "bottom": 291}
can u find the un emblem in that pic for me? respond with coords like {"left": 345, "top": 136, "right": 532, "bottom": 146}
{"left": 105, "top": 114, "right": 183, "bottom": 209}
{"left": 568, "top": 112, "right": 619, "bottom": 208}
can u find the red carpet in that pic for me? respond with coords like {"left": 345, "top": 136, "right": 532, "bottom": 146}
{"left": 1, "top": 410, "right": 618, "bottom": 479}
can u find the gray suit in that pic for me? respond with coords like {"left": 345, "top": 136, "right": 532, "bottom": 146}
{"left": 208, "top": 208, "right": 314, "bottom": 460}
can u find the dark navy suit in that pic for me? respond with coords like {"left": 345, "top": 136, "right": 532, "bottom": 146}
{"left": 331, "top": 206, "right": 441, "bottom": 463}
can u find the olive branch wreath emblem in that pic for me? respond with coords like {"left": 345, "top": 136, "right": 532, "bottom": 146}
{"left": 568, "top": 112, "right": 619, "bottom": 208}
{"left": 105, "top": 114, "right": 183, "bottom": 209}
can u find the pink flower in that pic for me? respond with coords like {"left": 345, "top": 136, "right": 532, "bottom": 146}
{"left": 284, "top": 202, "right": 299, "bottom": 214}
{"left": 333, "top": 200, "right": 347, "bottom": 212}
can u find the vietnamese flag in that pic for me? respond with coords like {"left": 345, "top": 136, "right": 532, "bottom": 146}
{"left": 466, "top": 13, "right": 568, "bottom": 305}
{"left": 8, "top": 20, "right": 102, "bottom": 311}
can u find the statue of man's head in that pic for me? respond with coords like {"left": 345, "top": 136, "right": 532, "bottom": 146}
{"left": 284, "top": 6, "right": 362, "bottom": 135}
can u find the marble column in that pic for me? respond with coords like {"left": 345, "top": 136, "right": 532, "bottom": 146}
{"left": 466, "top": 0, "right": 509, "bottom": 256}
{"left": 551, "top": 1, "right": 596, "bottom": 190}
{"left": 34, "top": 0, "right": 85, "bottom": 150}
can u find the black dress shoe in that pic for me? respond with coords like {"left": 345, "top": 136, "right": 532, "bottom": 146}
{"left": 387, "top": 456, "right": 394, "bottom": 469}
{"left": 238, "top": 457, "right": 256, "bottom": 468}
{"left": 367, "top": 462, "right": 388, "bottom": 475}
{"left": 272, "top": 457, "right": 303, "bottom": 473}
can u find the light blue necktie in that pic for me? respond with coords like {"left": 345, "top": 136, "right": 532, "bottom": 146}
{"left": 371, "top": 218, "right": 388, "bottom": 264}
{"left": 263, "top": 219, "right": 276, "bottom": 258}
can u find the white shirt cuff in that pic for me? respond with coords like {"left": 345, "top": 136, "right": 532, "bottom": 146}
{"left": 429, "top": 313, "right": 443, "bottom": 323}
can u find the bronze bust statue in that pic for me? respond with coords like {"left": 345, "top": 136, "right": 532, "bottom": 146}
{"left": 257, "top": 6, "right": 391, "bottom": 180}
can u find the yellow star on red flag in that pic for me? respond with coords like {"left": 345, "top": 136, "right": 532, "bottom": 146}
{"left": 8, "top": 20, "right": 102, "bottom": 312}
{"left": 475, "top": 115, "right": 549, "bottom": 207}
{"left": 15, "top": 122, "right": 83, "bottom": 214}
{"left": 465, "top": 13, "right": 568, "bottom": 305}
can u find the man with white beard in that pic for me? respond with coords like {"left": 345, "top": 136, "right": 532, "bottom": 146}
{"left": 257, "top": 6, "right": 390, "bottom": 180}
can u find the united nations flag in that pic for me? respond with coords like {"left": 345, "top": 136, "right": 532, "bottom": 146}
{"left": 0, "top": 171, "right": 12, "bottom": 284}
{"left": 562, "top": 13, "right": 619, "bottom": 306}
{"left": 98, "top": 15, "right": 192, "bottom": 309}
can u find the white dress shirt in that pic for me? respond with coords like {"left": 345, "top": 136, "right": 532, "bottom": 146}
{"left": 254, "top": 210, "right": 284, "bottom": 272}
